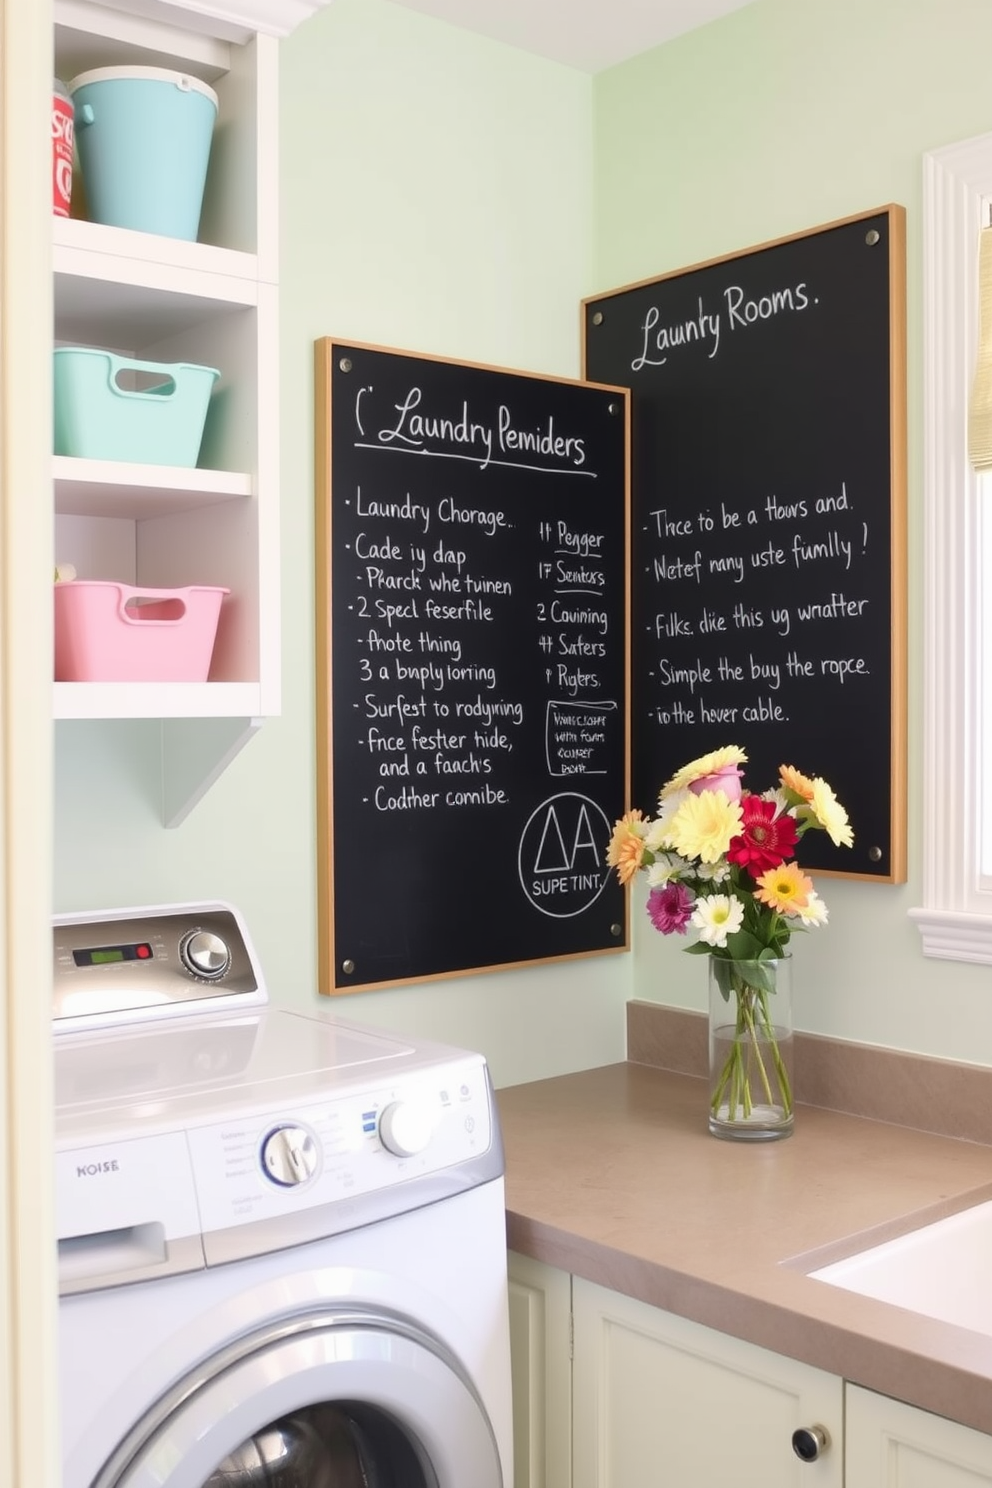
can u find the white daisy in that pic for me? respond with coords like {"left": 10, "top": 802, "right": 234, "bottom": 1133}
{"left": 796, "top": 891, "right": 829, "bottom": 927}
{"left": 691, "top": 894, "right": 744, "bottom": 948}
{"left": 646, "top": 852, "right": 691, "bottom": 888}
{"left": 760, "top": 787, "right": 793, "bottom": 819}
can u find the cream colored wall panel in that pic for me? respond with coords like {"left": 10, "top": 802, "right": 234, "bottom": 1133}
{"left": 1, "top": 0, "right": 58, "bottom": 1481}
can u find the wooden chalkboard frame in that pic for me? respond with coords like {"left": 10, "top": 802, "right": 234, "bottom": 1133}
{"left": 582, "top": 206, "right": 907, "bottom": 884}
{"left": 315, "top": 338, "right": 631, "bottom": 993}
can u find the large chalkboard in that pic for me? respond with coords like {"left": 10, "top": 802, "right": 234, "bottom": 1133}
{"left": 584, "top": 208, "right": 907, "bottom": 881}
{"left": 315, "top": 340, "right": 629, "bottom": 992}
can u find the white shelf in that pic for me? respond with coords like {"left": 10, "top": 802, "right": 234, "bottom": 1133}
{"left": 55, "top": 456, "right": 252, "bottom": 518}
{"left": 54, "top": 680, "right": 262, "bottom": 718}
{"left": 55, "top": 271, "right": 258, "bottom": 354}
{"left": 53, "top": 214, "right": 262, "bottom": 283}
{"left": 51, "top": 0, "right": 283, "bottom": 824}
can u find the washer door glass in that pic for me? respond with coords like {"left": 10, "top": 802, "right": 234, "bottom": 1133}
{"left": 93, "top": 1311, "right": 504, "bottom": 1488}
{"left": 203, "top": 1400, "right": 425, "bottom": 1486}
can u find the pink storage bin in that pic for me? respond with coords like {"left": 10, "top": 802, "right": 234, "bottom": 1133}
{"left": 55, "top": 581, "right": 229, "bottom": 682}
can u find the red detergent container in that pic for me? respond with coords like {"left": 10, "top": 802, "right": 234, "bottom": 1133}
{"left": 53, "top": 78, "right": 74, "bottom": 217}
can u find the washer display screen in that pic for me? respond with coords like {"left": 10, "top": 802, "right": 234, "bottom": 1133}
{"left": 72, "top": 944, "right": 153, "bottom": 968}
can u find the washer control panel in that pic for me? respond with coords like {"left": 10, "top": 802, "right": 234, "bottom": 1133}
{"left": 53, "top": 904, "right": 264, "bottom": 1030}
{"left": 184, "top": 1053, "right": 494, "bottom": 1237}
{"left": 56, "top": 1052, "right": 500, "bottom": 1285}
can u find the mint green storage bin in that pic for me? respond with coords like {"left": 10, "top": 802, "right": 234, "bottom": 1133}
{"left": 53, "top": 348, "right": 220, "bottom": 466}
{"left": 68, "top": 66, "right": 218, "bottom": 242}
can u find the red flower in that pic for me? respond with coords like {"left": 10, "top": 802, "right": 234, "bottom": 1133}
{"left": 727, "top": 795, "right": 797, "bottom": 875}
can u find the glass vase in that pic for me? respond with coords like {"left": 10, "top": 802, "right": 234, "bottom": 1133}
{"left": 707, "top": 956, "right": 794, "bottom": 1141}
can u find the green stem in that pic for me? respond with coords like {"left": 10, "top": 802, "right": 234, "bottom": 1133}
{"left": 710, "top": 972, "right": 793, "bottom": 1123}
{"left": 757, "top": 985, "right": 794, "bottom": 1115}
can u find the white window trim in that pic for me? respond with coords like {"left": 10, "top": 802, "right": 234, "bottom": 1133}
{"left": 909, "top": 133, "right": 992, "bottom": 963}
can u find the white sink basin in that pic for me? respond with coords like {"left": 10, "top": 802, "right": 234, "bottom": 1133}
{"left": 810, "top": 1199, "right": 992, "bottom": 1334}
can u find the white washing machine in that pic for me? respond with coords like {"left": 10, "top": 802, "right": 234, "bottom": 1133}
{"left": 54, "top": 903, "right": 513, "bottom": 1488}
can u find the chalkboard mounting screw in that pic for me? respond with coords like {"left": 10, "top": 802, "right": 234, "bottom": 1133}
{"left": 592, "top": 311, "right": 604, "bottom": 325}
{"left": 342, "top": 958, "right": 355, "bottom": 974}
{"left": 868, "top": 846, "right": 882, "bottom": 863}
{"left": 608, "top": 402, "right": 620, "bottom": 415}
{"left": 610, "top": 923, "right": 623, "bottom": 937}
{"left": 339, "top": 357, "right": 353, "bottom": 372}
{"left": 865, "top": 230, "right": 880, "bottom": 246}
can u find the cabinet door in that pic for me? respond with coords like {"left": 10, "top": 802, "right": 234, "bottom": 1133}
{"left": 847, "top": 1384, "right": 992, "bottom": 1486}
{"left": 507, "top": 1253, "right": 572, "bottom": 1488}
{"left": 573, "top": 1277, "right": 842, "bottom": 1488}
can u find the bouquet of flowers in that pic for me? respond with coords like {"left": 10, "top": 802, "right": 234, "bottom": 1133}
{"left": 606, "top": 745, "right": 853, "bottom": 1131}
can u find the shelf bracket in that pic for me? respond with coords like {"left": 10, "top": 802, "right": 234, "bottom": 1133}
{"left": 161, "top": 716, "right": 262, "bottom": 827}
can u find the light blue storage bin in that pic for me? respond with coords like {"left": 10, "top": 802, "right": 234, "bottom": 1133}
{"left": 54, "top": 348, "right": 220, "bottom": 466}
{"left": 69, "top": 66, "right": 218, "bottom": 241}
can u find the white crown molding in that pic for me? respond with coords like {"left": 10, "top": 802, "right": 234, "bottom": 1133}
{"left": 914, "top": 134, "right": 992, "bottom": 963}
{"left": 77, "top": 0, "right": 334, "bottom": 42}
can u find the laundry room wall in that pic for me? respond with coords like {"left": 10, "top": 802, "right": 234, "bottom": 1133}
{"left": 590, "top": 0, "right": 992, "bottom": 1064}
{"left": 52, "top": 0, "right": 992, "bottom": 1083}
{"left": 51, "top": 0, "right": 629, "bottom": 1089}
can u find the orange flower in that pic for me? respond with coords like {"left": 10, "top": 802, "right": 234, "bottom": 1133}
{"left": 607, "top": 810, "right": 647, "bottom": 885}
{"left": 754, "top": 861, "right": 813, "bottom": 915}
{"left": 779, "top": 763, "right": 815, "bottom": 802}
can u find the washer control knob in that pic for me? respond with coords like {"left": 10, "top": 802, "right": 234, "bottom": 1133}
{"left": 261, "top": 1125, "right": 319, "bottom": 1187}
{"left": 179, "top": 929, "right": 231, "bottom": 981}
{"left": 378, "top": 1100, "right": 434, "bottom": 1157}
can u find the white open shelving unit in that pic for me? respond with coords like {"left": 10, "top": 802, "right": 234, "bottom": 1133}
{"left": 52, "top": 0, "right": 327, "bottom": 824}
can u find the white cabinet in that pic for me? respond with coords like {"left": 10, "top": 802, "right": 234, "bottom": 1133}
{"left": 847, "top": 1384, "right": 992, "bottom": 1486}
{"left": 508, "top": 1252, "right": 573, "bottom": 1488}
{"left": 572, "top": 1276, "right": 842, "bottom": 1487}
{"left": 51, "top": 0, "right": 317, "bottom": 823}
{"left": 509, "top": 1257, "right": 992, "bottom": 1488}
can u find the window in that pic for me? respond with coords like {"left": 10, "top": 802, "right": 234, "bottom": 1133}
{"left": 910, "top": 134, "right": 992, "bottom": 962}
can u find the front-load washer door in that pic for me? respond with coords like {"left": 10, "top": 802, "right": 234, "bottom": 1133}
{"left": 90, "top": 1309, "right": 504, "bottom": 1488}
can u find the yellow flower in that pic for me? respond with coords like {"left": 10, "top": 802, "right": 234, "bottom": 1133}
{"left": 607, "top": 810, "right": 647, "bottom": 885}
{"left": 644, "top": 795, "right": 682, "bottom": 851}
{"left": 809, "top": 778, "right": 854, "bottom": 848}
{"left": 665, "top": 789, "right": 742, "bottom": 864}
{"left": 779, "top": 763, "right": 815, "bottom": 801}
{"left": 755, "top": 861, "right": 813, "bottom": 914}
{"left": 659, "top": 745, "right": 747, "bottom": 799}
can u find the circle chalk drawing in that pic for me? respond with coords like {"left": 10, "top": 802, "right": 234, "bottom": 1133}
{"left": 518, "top": 793, "right": 613, "bottom": 919}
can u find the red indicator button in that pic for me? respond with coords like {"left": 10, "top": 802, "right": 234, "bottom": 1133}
{"left": 136, "top": 943, "right": 152, "bottom": 959}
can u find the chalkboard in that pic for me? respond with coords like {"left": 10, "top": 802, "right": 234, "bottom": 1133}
{"left": 315, "top": 340, "right": 630, "bottom": 992}
{"left": 583, "top": 207, "right": 907, "bottom": 882}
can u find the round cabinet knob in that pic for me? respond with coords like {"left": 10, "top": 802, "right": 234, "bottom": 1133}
{"left": 792, "top": 1426, "right": 830, "bottom": 1463}
{"left": 378, "top": 1100, "right": 435, "bottom": 1158}
{"left": 261, "top": 1125, "right": 319, "bottom": 1187}
{"left": 179, "top": 929, "right": 231, "bottom": 981}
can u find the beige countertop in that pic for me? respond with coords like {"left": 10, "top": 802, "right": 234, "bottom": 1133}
{"left": 497, "top": 1059, "right": 992, "bottom": 1435}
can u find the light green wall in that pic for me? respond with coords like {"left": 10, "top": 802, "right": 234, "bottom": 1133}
{"left": 53, "top": 0, "right": 992, "bottom": 1080}
{"left": 593, "top": 0, "right": 992, "bottom": 1061}
{"left": 53, "top": 0, "right": 626, "bottom": 1089}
